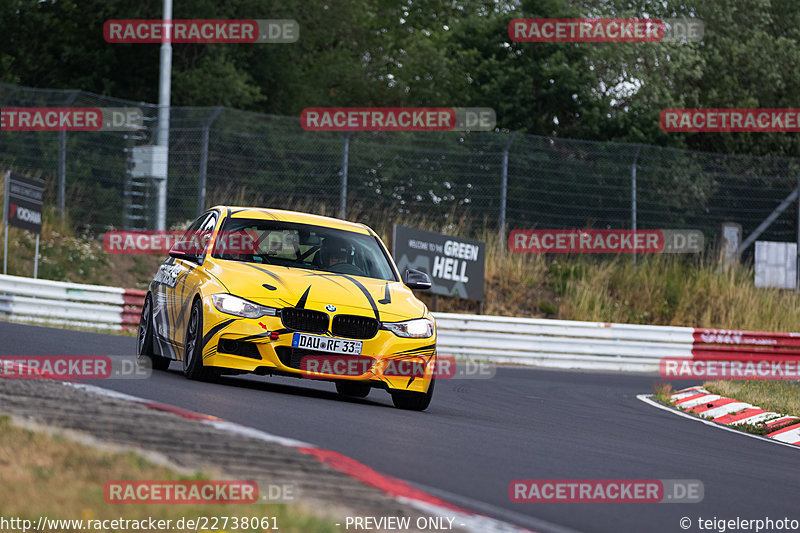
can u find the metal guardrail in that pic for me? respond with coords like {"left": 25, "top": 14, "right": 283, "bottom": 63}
{"left": 0, "top": 274, "right": 144, "bottom": 331}
{"left": 433, "top": 312, "right": 694, "bottom": 372}
{"left": 1, "top": 274, "right": 798, "bottom": 372}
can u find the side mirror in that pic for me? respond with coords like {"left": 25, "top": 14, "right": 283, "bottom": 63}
{"left": 404, "top": 269, "right": 432, "bottom": 290}
{"left": 169, "top": 243, "right": 200, "bottom": 263}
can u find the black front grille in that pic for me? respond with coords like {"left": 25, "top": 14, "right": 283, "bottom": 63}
{"left": 275, "top": 347, "right": 375, "bottom": 374}
{"left": 280, "top": 307, "right": 329, "bottom": 333}
{"left": 332, "top": 314, "right": 379, "bottom": 339}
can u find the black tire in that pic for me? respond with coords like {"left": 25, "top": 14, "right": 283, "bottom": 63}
{"left": 390, "top": 378, "right": 435, "bottom": 411}
{"left": 335, "top": 380, "right": 371, "bottom": 398}
{"left": 183, "top": 299, "right": 217, "bottom": 381}
{"left": 137, "top": 294, "right": 170, "bottom": 371}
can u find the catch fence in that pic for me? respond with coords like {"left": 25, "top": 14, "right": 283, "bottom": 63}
{"left": 1, "top": 82, "right": 799, "bottom": 252}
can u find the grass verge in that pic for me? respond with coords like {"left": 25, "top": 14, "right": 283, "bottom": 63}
{"left": 704, "top": 380, "right": 800, "bottom": 420}
{"left": 0, "top": 415, "right": 336, "bottom": 533}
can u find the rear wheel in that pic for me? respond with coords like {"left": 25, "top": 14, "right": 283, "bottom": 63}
{"left": 335, "top": 381, "right": 371, "bottom": 398}
{"left": 137, "top": 294, "right": 170, "bottom": 371}
{"left": 391, "top": 378, "right": 435, "bottom": 411}
{"left": 183, "top": 299, "right": 217, "bottom": 381}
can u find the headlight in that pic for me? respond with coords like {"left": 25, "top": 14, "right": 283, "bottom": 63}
{"left": 382, "top": 318, "right": 434, "bottom": 338}
{"left": 211, "top": 294, "right": 278, "bottom": 319}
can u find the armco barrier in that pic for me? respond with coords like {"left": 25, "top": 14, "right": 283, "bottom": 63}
{"left": 433, "top": 312, "right": 694, "bottom": 372}
{"left": 1, "top": 273, "right": 798, "bottom": 372}
{"left": 434, "top": 314, "right": 800, "bottom": 371}
{"left": 0, "top": 274, "right": 144, "bottom": 331}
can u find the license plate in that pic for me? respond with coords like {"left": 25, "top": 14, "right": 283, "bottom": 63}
{"left": 292, "top": 333, "right": 362, "bottom": 355}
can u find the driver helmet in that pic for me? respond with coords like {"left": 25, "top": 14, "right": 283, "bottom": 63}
{"left": 321, "top": 235, "right": 351, "bottom": 265}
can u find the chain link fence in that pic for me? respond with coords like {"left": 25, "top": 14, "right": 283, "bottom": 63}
{"left": 2, "top": 82, "right": 799, "bottom": 252}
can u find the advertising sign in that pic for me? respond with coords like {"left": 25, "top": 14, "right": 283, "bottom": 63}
{"left": 6, "top": 172, "right": 44, "bottom": 234}
{"left": 392, "top": 225, "right": 485, "bottom": 301}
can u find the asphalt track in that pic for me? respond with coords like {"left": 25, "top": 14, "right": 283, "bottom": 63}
{"left": 2, "top": 321, "right": 799, "bottom": 533}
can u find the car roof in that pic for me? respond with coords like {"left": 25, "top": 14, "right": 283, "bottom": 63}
{"left": 211, "top": 206, "right": 374, "bottom": 235}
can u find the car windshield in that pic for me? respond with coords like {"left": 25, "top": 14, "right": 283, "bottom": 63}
{"left": 212, "top": 218, "right": 397, "bottom": 281}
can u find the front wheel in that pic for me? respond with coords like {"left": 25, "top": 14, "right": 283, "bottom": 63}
{"left": 183, "top": 299, "right": 217, "bottom": 381}
{"left": 137, "top": 294, "right": 170, "bottom": 371}
{"left": 390, "top": 378, "right": 435, "bottom": 411}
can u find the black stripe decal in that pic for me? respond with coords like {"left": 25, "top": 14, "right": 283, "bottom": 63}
{"left": 238, "top": 332, "right": 273, "bottom": 342}
{"left": 241, "top": 263, "right": 284, "bottom": 284}
{"left": 396, "top": 344, "right": 437, "bottom": 354}
{"left": 300, "top": 272, "right": 384, "bottom": 320}
{"left": 254, "top": 208, "right": 279, "bottom": 220}
{"left": 202, "top": 319, "right": 235, "bottom": 346}
{"left": 339, "top": 274, "right": 380, "bottom": 321}
{"left": 202, "top": 344, "right": 217, "bottom": 362}
{"left": 296, "top": 286, "right": 311, "bottom": 308}
{"left": 301, "top": 272, "right": 350, "bottom": 290}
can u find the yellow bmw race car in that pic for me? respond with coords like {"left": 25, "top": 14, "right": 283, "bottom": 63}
{"left": 136, "top": 206, "right": 437, "bottom": 410}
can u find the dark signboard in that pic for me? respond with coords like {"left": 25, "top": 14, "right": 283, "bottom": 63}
{"left": 392, "top": 225, "right": 485, "bottom": 301}
{"left": 5, "top": 172, "right": 43, "bottom": 234}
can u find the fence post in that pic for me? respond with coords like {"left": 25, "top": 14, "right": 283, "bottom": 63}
{"left": 739, "top": 183, "right": 799, "bottom": 257}
{"left": 57, "top": 90, "right": 80, "bottom": 221}
{"left": 197, "top": 106, "right": 223, "bottom": 216}
{"left": 58, "top": 131, "right": 66, "bottom": 220}
{"left": 340, "top": 132, "right": 352, "bottom": 220}
{"left": 154, "top": 0, "right": 173, "bottom": 231}
{"left": 796, "top": 169, "right": 800, "bottom": 290}
{"left": 631, "top": 144, "right": 642, "bottom": 265}
{"left": 3, "top": 171, "right": 8, "bottom": 274}
{"left": 498, "top": 132, "right": 517, "bottom": 259}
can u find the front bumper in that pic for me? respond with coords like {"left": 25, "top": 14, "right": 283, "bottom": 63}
{"left": 198, "top": 300, "right": 436, "bottom": 393}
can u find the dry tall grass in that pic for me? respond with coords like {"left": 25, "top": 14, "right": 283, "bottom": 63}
{"left": 417, "top": 225, "right": 800, "bottom": 331}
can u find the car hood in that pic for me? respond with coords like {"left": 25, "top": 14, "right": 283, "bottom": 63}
{"left": 204, "top": 259, "right": 426, "bottom": 322}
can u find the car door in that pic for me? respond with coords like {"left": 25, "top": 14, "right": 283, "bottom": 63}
{"left": 151, "top": 212, "right": 216, "bottom": 352}
{"left": 168, "top": 211, "right": 219, "bottom": 349}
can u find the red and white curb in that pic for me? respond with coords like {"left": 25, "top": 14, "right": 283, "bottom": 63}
{"left": 639, "top": 386, "right": 800, "bottom": 447}
{"left": 65, "top": 383, "right": 540, "bottom": 533}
